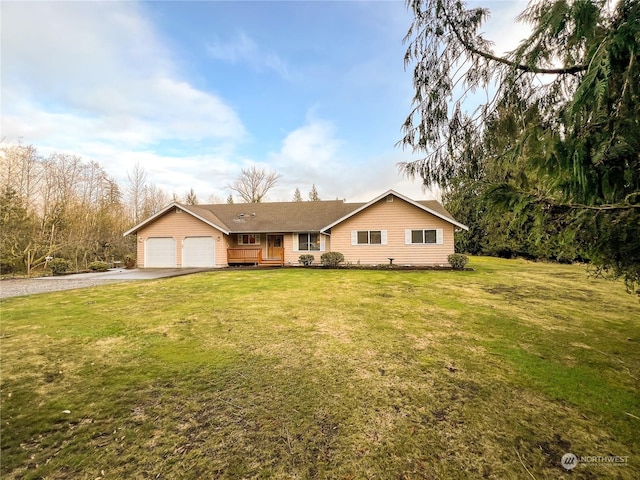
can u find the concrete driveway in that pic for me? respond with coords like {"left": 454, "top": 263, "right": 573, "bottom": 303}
{"left": 0, "top": 268, "right": 211, "bottom": 299}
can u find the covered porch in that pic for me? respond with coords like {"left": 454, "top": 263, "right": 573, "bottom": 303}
{"left": 227, "top": 233, "right": 285, "bottom": 266}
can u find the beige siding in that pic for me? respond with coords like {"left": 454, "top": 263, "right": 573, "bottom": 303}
{"left": 226, "top": 233, "right": 265, "bottom": 249}
{"left": 286, "top": 233, "right": 331, "bottom": 265}
{"left": 137, "top": 209, "right": 228, "bottom": 267}
{"left": 330, "top": 198, "right": 455, "bottom": 265}
{"left": 283, "top": 234, "right": 295, "bottom": 264}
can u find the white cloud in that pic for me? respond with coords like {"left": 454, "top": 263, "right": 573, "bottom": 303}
{"left": 479, "top": 1, "right": 532, "bottom": 56}
{"left": 263, "top": 116, "right": 436, "bottom": 203}
{"left": 0, "top": 2, "right": 440, "bottom": 206}
{"left": 207, "top": 31, "right": 291, "bottom": 79}
{"left": 111, "top": 150, "right": 240, "bottom": 199}
{"left": 272, "top": 119, "right": 341, "bottom": 169}
{"left": 1, "top": 2, "right": 244, "bottom": 153}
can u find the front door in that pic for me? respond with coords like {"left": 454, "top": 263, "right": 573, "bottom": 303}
{"left": 267, "top": 235, "right": 284, "bottom": 259}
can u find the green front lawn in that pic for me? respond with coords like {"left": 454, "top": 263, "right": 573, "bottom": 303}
{"left": 1, "top": 257, "right": 639, "bottom": 479}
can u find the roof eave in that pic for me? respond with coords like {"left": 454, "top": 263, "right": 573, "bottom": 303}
{"left": 183, "top": 207, "right": 231, "bottom": 235}
{"left": 228, "top": 229, "right": 328, "bottom": 234}
{"left": 123, "top": 202, "right": 179, "bottom": 237}
{"left": 320, "top": 189, "right": 469, "bottom": 232}
{"left": 123, "top": 203, "right": 231, "bottom": 236}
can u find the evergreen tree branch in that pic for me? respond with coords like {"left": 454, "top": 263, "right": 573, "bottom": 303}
{"left": 440, "top": 5, "right": 588, "bottom": 75}
{"left": 491, "top": 184, "right": 640, "bottom": 211}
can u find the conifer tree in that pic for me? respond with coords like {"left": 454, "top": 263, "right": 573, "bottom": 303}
{"left": 400, "top": 0, "right": 639, "bottom": 290}
{"left": 308, "top": 184, "right": 320, "bottom": 201}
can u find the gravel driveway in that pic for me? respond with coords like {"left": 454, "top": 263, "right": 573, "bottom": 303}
{"left": 0, "top": 268, "right": 210, "bottom": 299}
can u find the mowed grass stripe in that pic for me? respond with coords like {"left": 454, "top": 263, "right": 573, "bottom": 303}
{"left": 1, "top": 257, "right": 638, "bottom": 479}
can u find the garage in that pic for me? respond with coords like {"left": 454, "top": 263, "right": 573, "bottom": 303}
{"left": 182, "top": 236, "right": 215, "bottom": 267}
{"left": 145, "top": 237, "right": 177, "bottom": 267}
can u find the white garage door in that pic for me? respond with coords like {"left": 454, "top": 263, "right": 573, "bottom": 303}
{"left": 183, "top": 236, "right": 215, "bottom": 267}
{"left": 145, "top": 237, "right": 176, "bottom": 267}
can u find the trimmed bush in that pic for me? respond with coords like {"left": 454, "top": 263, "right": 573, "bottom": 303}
{"left": 88, "top": 261, "right": 109, "bottom": 272}
{"left": 49, "top": 258, "right": 72, "bottom": 276}
{"left": 298, "top": 254, "right": 315, "bottom": 266}
{"left": 124, "top": 256, "right": 136, "bottom": 269}
{"left": 448, "top": 253, "right": 469, "bottom": 270}
{"left": 321, "top": 251, "right": 344, "bottom": 267}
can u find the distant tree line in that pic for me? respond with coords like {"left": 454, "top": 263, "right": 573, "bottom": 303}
{"left": 1, "top": 144, "right": 133, "bottom": 274}
{"left": 0, "top": 144, "right": 212, "bottom": 274}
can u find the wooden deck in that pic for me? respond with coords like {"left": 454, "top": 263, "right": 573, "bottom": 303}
{"left": 227, "top": 247, "right": 284, "bottom": 266}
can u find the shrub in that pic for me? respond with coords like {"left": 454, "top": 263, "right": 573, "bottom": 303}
{"left": 0, "top": 261, "right": 17, "bottom": 275}
{"left": 49, "top": 258, "right": 72, "bottom": 276}
{"left": 321, "top": 251, "right": 344, "bottom": 267}
{"left": 448, "top": 253, "right": 469, "bottom": 270}
{"left": 298, "top": 254, "right": 315, "bottom": 266}
{"left": 88, "top": 261, "right": 109, "bottom": 272}
{"left": 124, "top": 256, "right": 136, "bottom": 269}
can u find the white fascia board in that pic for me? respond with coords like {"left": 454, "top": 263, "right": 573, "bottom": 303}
{"left": 320, "top": 189, "right": 469, "bottom": 232}
{"left": 183, "top": 207, "right": 231, "bottom": 235}
{"left": 123, "top": 203, "right": 231, "bottom": 236}
{"left": 123, "top": 202, "right": 179, "bottom": 237}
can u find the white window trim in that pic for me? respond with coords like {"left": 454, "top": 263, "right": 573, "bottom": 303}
{"left": 237, "top": 233, "right": 261, "bottom": 245}
{"left": 405, "top": 228, "right": 443, "bottom": 245}
{"left": 351, "top": 230, "right": 388, "bottom": 246}
{"left": 293, "top": 232, "right": 326, "bottom": 252}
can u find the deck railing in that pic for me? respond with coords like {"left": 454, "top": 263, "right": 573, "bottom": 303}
{"left": 227, "top": 247, "right": 285, "bottom": 266}
{"left": 227, "top": 247, "right": 262, "bottom": 264}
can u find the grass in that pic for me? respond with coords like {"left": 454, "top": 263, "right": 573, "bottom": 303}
{"left": 1, "top": 256, "right": 638, "bottom": 479}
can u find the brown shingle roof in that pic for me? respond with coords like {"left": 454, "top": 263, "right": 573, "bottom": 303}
{"left": 124, "top": 189, "right": 467, "bottom": 236}
{"left": 187, "top": 197, "right": 460, "bottom": 233}
{"left": 416, "top": 200, "right": 457, "bottom": 224}
{"left": 188, "top": 200, "right": 361, "bottom": 233}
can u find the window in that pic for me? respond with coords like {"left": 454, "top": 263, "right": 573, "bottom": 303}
{"left": 298, "top": 233, "right": 320, "bottom": 251}
{"left": 357, "top": 231, "right": 369, "bottom": 244}
{"left": 407, "top": 229, "right": 442, "bottom": 244}
{"left": 352, "top": 230, "right": 386, "bottom": 245}
{"left": 238, "top": 234, "right": 259, "bottom": 245}
{"left": 296, "top": 233, "right": 324, "bottom": 251}
{"left": 358, "top": 231, "right": 381, "bottom": 245}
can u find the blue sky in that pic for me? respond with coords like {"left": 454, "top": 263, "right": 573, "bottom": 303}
{"left": 2, "top": 1, "right": 527, "bottom": 202}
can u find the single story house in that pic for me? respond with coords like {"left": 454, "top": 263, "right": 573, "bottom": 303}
{"left": 123, "top": 189, "right": 468, "bottom": 268}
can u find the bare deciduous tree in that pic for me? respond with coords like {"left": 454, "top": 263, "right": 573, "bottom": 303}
{"left": 0, "top": 143, "right": 41, "bottom": 212}
{"left": 125, "top": 162, "right": 147, "bottom": 224}
{"left": 143, "top": 183, "right": 170, "bottom": 217}
{"left": 0, "top": 144, "right": 135, "bottom": 274}
{"left": 228, "top": 165, "right": 280, "bottom": 203}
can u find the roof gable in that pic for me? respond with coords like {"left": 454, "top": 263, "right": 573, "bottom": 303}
{"left": 320, "top": 190, "right": 468, "bottom": 232}
{"left": 123, "top": 202, "right": 230, "bottom": 236}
